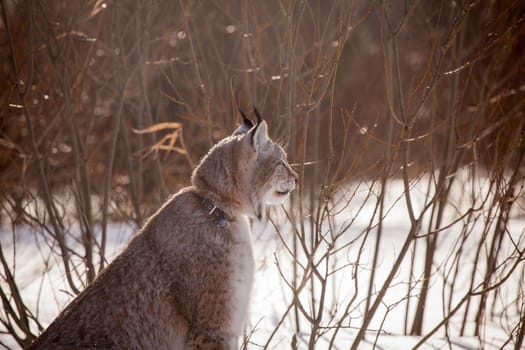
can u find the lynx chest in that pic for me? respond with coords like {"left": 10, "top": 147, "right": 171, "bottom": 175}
{"left": 227, "top": 216, "right": 255, "bottom": 334}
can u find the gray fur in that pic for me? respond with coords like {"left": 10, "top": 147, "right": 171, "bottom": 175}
{"left": 28, "top": 118, "right": 297, "bottom": 350}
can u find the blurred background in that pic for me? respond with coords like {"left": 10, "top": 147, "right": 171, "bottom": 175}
{"left": 2, "top": 0, "right": 523, "bottom": 214}
{"left": 1, "top": 0, "right": 524, "bottom": 349}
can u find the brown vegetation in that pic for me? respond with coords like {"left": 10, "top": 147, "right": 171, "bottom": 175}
{"left": 0, "top": 0, "right": 524, "bottom": 349}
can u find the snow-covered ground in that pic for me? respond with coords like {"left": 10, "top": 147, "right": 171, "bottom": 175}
{"left": 245, "top": 174, "right": 523, "bottom": 349}
{"left": 1, "top": 173, "right": 523, "bottom": 349}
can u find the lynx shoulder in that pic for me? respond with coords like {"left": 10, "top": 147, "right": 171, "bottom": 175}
{"left": 27, "top": 110, "right": 298, "bottom": 350}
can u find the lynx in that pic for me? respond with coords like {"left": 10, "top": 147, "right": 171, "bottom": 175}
{"left": 27, "top": 109, "right": 298, "bottom": 350}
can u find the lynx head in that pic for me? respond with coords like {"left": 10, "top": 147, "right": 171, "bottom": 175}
{"left": 191, "top": 108, "right": 298, "bottom": 219}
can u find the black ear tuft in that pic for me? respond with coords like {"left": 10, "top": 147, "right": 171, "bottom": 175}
{"left": 250, "top": 107, "right": 264, "bottom": 146}
{"left": 239, "top": 108, "right": 252, "bottom": 126}
{"left": 253, "top": 106, "right": 263, "bottom": 125}
{"left": 233, "top": 107, "right": 254, "bottom": 136}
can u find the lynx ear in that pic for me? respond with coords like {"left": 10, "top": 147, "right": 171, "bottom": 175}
{"left": 233, "top": 108, "right": 254, "bottom": 136}
{"left": 250, "top": 106, "right": 268, "bottom": 152}
{"left": 252, "top": 120, "right": 268, "bottom": 152}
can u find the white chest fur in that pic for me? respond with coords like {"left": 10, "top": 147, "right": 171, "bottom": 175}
{"left": 228, "top": 216, "right": 255, "bottom": 337}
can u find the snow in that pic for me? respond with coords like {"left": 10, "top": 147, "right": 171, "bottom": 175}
{"left": 0, "top": 172, "right": 523, "bottom": 349}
